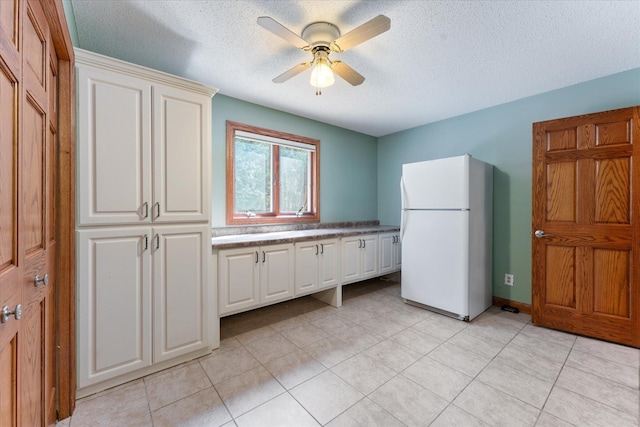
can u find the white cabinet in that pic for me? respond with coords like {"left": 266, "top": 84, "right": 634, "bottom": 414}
{"left": 341, "top": 234, "right": 378, "bottom": 284}
{"left": 153, "top": 84, "right": 210, "bottom": 223}
{"left": 218, "top": 247, "right": 260, "bottom": 314}
{"left": 261, "top": 244, "right": 295, "bottom": 304}
{"left": 77, "top": 225, "right": 210, "bottom": 389}
{"left": 295, "top": 238, "right": 340, "bottom": 296}
{"left": 75, "top": 49, "right": 216, "bottom": 397}
{"left": 76, "top": 49, "right": 213, "bottom": 226}
{"left": 153, "top": 226, "right": 211, "bottom": 363}
{"left": 219, "top": 243, "right": 294, "bottom": 315}
{"left": 379, "top": 232, "right": 402, "bottom": 275}
{"left": 77, "top": 227, "right": 152, "bottom": 389}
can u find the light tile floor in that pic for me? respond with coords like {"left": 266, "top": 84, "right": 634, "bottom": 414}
{"left": 61, "top": 279, "right": 640, "bottom": 426}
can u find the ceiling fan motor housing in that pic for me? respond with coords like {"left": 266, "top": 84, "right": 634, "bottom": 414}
{"left": 302, "top": 22, "right": 341, "bottom": 49}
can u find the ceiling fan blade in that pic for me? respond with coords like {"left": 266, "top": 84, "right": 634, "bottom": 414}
{"left": 330, "top": 15, "right": 390, "bottom": 53}
{"left": 273, "top": 62, "right": 312, "bottom": 83}
{"left": 257, "top": 17, "right": 310, "bottom": 50}
{"left": 331, "top": 61, "right": 365, "bottom": 86}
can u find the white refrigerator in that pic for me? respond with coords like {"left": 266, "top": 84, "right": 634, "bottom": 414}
{"left": 400, "top": 154, "right": 493, "bottom": 321}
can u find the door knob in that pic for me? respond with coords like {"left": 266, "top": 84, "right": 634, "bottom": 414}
{"left": 534, "top": 230, "right": 551, "bottom": 238}
{"left": 34, "top": 274, "right": 49, "bottom": 287}
{"left": 1, "top": 304, "right": 22, "bottom": 323}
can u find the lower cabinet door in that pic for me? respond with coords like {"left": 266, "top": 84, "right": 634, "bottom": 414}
{"left": 77, "top": 227, "right": 152, "bottom": 389}
{"left": 318, "top": 239, "right": 340, "bottom": 289}
{"left": 361, "top": 234, "right": 379, "bottom": 279}
{"left": 379, "top": 233, "right": 395, "bottom": 275}
{"left": 261, "top": 244, "right": 294, "bottom": 304}
{"left": 153, "top": 225, "right": 209, "bottom": 363}
{"left": 341, "top": 237, "right": 361, "bottom": 284}
{"left": 219, "top": 246, "right": 260, "bottom": 315}
{"left": 394, "top": 236, "right": 402, "bottom": 271}
{"left": 295, "top": 241, "right": 319, "bottom": 295}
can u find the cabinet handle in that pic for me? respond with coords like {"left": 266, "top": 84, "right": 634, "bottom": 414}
{"left": 321, "top": 243, "right": 324, "bottom": 254}
{"left": 34, "top": 274, "right": 49, "bottom": 287}
{"left": 1, "top": 304, "right": 22, "bottom": 323}
{"left": 358, "top": 239, "right": 362, "bottom": 248}
{"left": 155, "top": 234, "right": 160, "bottom": 250}
{"left": 315, "top": 245, "right": 319, "bottom": 255}
{"left": 155, "top": 202, "right": 160, "bottom": 219}
{"left": 255, "top": 251, "right": 259, "bottom": 263}
{"left": 143, "top": 234, "right": 148, "bottom": 250}
{"left": 363, "top": 239, "right": 366, "bottom": 249}
{"left": 262, "top": 251, "right": 266, "bottom": 263}
{"left": 142, "top": 202, "right": 149, "bottom": 219}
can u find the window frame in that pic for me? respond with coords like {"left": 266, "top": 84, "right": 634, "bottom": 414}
{"left": 226, "top": 121, "right": 320, "bottom": 225}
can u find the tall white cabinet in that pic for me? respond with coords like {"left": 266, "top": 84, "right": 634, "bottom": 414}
{"left": 75, "top": 49, "right": 217, "bottom": 396}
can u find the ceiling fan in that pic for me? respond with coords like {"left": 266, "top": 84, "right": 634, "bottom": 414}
{"left": 257, "top": 15, "right": 391, "bottom": 95}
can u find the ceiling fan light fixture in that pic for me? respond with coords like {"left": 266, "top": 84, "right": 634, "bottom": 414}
{"left": 258, "top": 15, "right": 390, "bottom": 94}
{"left": 310, "top": 57, "right": 334, "bottom": 89}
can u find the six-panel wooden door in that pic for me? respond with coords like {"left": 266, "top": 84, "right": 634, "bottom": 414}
{"left": 532, "top": 107, "right": 640, "bottom": 347}
{"left": 0, "top": 0, "right": 58, "bottom": 424}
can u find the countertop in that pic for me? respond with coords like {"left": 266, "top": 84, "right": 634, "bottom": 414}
{"left": 211, "top": 225, "right": 400, "bottom": 249}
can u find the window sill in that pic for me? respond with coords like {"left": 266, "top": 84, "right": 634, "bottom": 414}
{"left": 226, "top": 214, "right": 320, "bottom": 226}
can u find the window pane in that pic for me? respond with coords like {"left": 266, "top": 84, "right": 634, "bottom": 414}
{"left": 234, "top": 138, "right": 272, "bottom": 213}
{"left": 280, "top": 146, "right": 310, "bottom": 213}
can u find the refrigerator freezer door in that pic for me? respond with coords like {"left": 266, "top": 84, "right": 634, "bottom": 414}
{"left": 401, "top": 210, "right": 470, "bottom": 317}
{"left": 401, "top": 155, "right": 470, "bottom": 209}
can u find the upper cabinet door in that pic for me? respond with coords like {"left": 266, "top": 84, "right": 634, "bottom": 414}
{"left": 77, "top": 64, "right": 152, "bottom": 225}
{"left": 153, "top": 84, "right": 211, "bottom": 223}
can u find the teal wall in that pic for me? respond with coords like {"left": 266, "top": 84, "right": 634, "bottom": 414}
{"left": 378, "top": 68, "right": 640, "bottom": 304}
{"left": 63, "top": 5, "right": 640, "bottom": 303}
{"left": 211, "top": 95, "right": 378, "bottom": 227}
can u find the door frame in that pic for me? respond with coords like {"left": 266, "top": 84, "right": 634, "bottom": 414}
{"left": 40, "top": 0, "right": 76, "bottom": 419}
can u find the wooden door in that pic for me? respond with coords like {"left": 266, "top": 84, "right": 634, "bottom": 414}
{"left": 532, "top": 107, "right": 640, "bottom": 347}
{"left": 0, "top": 0, "right": 58, "bottom": 424}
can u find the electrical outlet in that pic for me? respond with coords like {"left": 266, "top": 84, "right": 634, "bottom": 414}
{"left": 504, "top": 274, "right": 514, "bottom": 286}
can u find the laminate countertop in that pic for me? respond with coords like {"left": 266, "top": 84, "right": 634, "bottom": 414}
{"left": 211, "top": 226, "right": 400, "bottom": 249}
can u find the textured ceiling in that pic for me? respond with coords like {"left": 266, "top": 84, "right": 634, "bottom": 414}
{"left": 70, "top": 0, "right": 640, "bottom": 137}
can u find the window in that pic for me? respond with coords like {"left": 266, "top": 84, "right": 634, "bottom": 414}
{"left": 226, "top": 121, "right": 320, "bottom": 224}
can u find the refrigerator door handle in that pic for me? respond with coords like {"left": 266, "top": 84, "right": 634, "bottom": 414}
{"left": 400, "top": 176, "right": 406, "bottom": 210}
{"left": 400, "top": 176, "right": 406, "bottom": 241}
{"left": 400, "top": 210, "right": 408, "bottom": 242}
